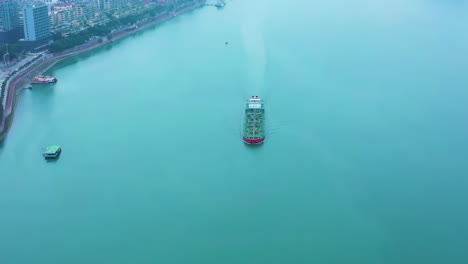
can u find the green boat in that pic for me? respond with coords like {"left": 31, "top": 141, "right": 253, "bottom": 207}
{"left": 243, "top": 96, "right": 265, "bottom": 144}
{"left": 43, "top": 145, "right": 61, "bottom": 159}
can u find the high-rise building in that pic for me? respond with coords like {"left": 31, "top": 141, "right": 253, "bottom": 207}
{"left": 75, "top": 4, "right": 95, "bottom": 19}
{"left": 75, "top": 5, "right": 86, "bottom": 18}
{"left": 52, "top": 9, "right": 76, "bottom": 25}
{"left": 0, "top": 0, "right": 20, "bottom": 32}
{"left": 110, "top": 0, "right": 127, "bottom": 9}
{"left": 23, "top": 4, "right": 50, "bottom": 41}
{"left": 0, "top": 0, "right": 22, "bottom": 43}
{"left": 96, "top": 0, "right": 111, "bottom": 10}
{"left": 96, "top": 0, "right": 127, "bottom": 10}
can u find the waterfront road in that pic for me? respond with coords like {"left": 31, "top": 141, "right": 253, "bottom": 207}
{"left": 0, "top": 2, "right": 204, "bottom": 139}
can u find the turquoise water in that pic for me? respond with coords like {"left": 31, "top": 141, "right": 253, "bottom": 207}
{"left": 2, "top": 0, "right": 468, "bottom": 263}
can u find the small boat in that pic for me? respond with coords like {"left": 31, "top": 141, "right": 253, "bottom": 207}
{"left": 215, "top": 0, "right": 226, "bottom": 8}
{"left": 43, "top": 145, "right": 62, "bottom": 159}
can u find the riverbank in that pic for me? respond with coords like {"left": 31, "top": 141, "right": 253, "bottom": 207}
{"left": 0, "top": 1, "right": 204, "bottom": 142}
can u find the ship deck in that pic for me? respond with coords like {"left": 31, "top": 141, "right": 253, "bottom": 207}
{"left": 244, "top": 108, "right": 264, "bottom": 138}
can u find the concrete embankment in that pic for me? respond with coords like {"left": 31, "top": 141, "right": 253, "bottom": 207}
{"left": 0, "top": 1, "right": 205, "bottom": 141}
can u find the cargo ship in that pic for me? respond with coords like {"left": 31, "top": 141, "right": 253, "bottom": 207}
{"left": 32, "top": 76, "right": 57, "bottom": 84}
{"left": 243, "top": 96, "right": 265, "bottom": 144}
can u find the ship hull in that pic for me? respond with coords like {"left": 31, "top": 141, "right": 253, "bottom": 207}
{"left": 32, "top": 81, "right": 56, "bottom": 84}
{"left": 243, "top": 137, "right": 265, "bottom": 144}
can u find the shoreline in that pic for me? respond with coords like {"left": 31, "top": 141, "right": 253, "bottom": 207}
{"left": 0, "top": 2, "right": 204, "bottom": 142}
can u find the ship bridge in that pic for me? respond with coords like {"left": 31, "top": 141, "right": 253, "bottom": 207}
{"left": 246, "top": 96, "right": 264, "bottom": 109}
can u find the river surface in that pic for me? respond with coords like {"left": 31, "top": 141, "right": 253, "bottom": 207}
{"left": 2, "top": 0, "right": 468, "bottom": 263}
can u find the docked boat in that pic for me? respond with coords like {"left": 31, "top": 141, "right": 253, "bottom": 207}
{"left": 243, "top": 96, "right": 265, "bottom": 144}
{"left": 215, "top": 0, "right": 226, "bottom": 8}
{"left": 32, "top": 76, "right": 57, "bottom": 84}
{"left": 43, "top": 145, "right": 62, "bottom": 159}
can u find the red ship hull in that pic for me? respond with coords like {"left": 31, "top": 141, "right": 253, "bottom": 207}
{"left": 243, "top": 137, "right": 265, "bottom": 144}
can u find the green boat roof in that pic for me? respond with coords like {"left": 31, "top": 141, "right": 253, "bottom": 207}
{"left": 44, "top": 145, "right": 61, "bottom": 154}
